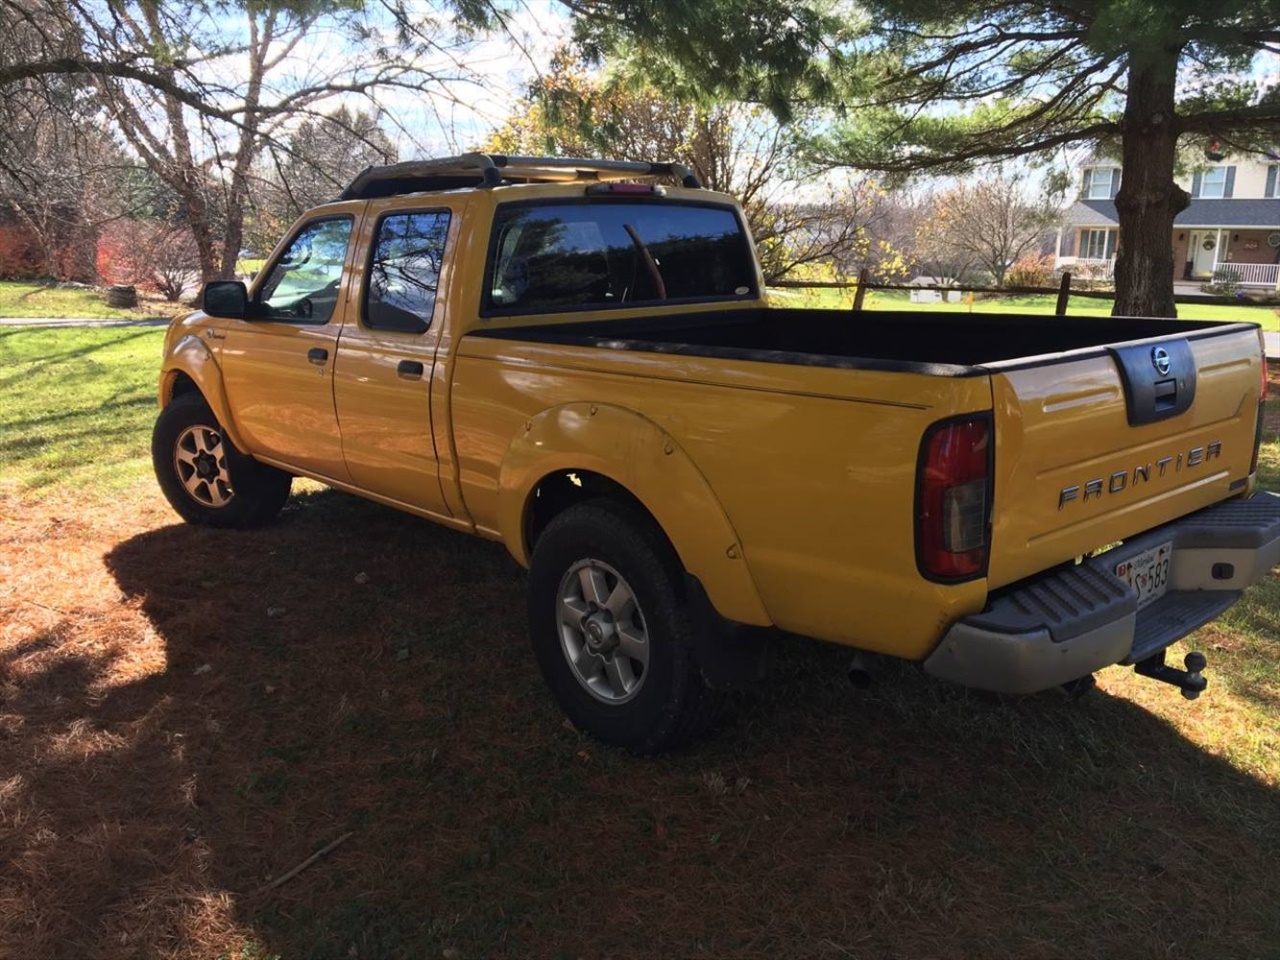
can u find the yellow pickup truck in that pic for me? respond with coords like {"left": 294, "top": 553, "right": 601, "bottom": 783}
{"left": 154, "top": 154, "right": 1280, "bottom": 752}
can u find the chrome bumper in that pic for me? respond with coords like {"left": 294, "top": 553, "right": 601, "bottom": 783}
{"left": 924, "top": 491, "right": 1280, "bottom": 695}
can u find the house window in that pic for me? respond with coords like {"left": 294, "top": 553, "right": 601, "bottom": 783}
{"left": 1267, "top": 164, "right": 1280, "bottom": 198}
{"left": 1084, "top": 167, "right": 1118, "bottom": 199}
{"left": 1080, "top": 229, "right": 1114, "bottom": 260}
{"left": 1199, "top": 166, "right": 1228, "bottom": 198}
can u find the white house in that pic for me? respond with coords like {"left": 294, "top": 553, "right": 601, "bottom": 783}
{"left": 1055, "top": 153, "right": 1280, "bottom": 290}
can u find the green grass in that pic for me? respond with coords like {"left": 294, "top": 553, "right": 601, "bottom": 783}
{"left": 0, "top": 280, "right": 178, "bottom": 320}
{"left": 770, "top": 287, "right": 1280, "bottom": 330}
{"left": 0, "top": 325, "right": 164, "bottom": 495}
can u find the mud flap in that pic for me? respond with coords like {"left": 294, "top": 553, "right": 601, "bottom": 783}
{"left": 683, "top": 574, "right": 772, "bottom": 690}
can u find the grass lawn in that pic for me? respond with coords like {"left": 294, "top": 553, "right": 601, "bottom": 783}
{"left": 0, "top": 326, "right": 164, "bottom": 495}
{"left": 0, "top": 280, "right": 183, "bottom": 320}
{"left": 771, "top": 286, "right": 1280, "bottom": 330}
{"left": 1, "top": 326, "right": 1278, "bottom": 959}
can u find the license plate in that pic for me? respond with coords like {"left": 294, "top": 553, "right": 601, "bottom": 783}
{"left": 1115, "top": 541, "right": 1173, "bottom": 610}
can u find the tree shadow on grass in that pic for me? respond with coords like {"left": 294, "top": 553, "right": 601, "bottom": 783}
{"left": 7, "top": 487, "right": 1280, "bottom": 958}
{"left": 0, "top": 327, "right": 158, "bottom": 384}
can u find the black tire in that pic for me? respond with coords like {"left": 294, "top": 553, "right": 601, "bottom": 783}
{"left": 152, "top": 392, "right": 292, "bottom": 528}
{"left": 527, "top": 500, "right": 722, "bottom": 754}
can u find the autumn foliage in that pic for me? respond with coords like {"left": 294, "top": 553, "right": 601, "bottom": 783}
{"left": 0, "top": 224, "right": 42, "bottom": 279}
{"left": 1003, "top": 254, "right": 1057, "bottom": 289}
{"left": 96, "top": 221, "right": 200, "bottom": 300}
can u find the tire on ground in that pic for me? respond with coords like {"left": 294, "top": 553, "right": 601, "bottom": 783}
{"left": 152, "top": 392, "right": 291, "bottom": 528}
{"left": 527, "top": 499, "right": 722, "bottom": 754}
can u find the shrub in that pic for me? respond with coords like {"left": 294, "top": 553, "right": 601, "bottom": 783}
{"left": 97, "top": 221, "right": 200, "bottom": 301}
{"left": 1003, "top": 253, "right": 1056, "bottom": 289}
{"left": 1203, "top": 267, "right": 1243, "bottom": 297}
{"left": 0, "top": 224, "right": 43, "bottom": 279}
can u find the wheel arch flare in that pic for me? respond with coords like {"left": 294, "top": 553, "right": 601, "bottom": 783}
{"left": 496, "top": 402, "right": 772, "bottom": 627}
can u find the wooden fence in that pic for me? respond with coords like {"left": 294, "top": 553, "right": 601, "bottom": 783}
{"left": 770, "top": 269, "right": 1276, "bottom": 314}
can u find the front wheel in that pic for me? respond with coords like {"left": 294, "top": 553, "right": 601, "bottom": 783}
{"left": 152, "top": 392, "right": 291, "bottom": 528}
{"left": 527, "top": 501, "right": 722, "bottom": 754}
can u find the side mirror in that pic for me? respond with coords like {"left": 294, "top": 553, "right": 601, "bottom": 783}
{"left": 203, "top": 280, "right": 248, "bottom": 319}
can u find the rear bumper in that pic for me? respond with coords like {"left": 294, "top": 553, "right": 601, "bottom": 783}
{"left": 923, "top": 491, "right": 1280, "bottom": 695}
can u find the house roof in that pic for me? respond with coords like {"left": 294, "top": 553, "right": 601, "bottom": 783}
{"left": 1063, "top": 200, "right": 1119, "bottom": 226}
{"left": 1174, "top": 199, "right": 1280, "bottom": 227}
{"left": 1063, "top": 199, "right": 1280, "bottom": 228}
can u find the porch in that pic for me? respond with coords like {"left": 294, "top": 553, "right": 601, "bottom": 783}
{"left": 1057, "top": 228, "right": 1280, "bottom": 290}
{"left": 1175, "top": 227, "right": 1280, "bottom": 289}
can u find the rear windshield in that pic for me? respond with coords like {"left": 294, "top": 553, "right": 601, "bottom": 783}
{"left": 483, "top": 200, "right": 757, "bottom": 315}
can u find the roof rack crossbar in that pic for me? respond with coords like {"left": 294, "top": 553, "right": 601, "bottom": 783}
{"left": 490, "top": 155, "right": 701, "bottom": 187}
{"left": 337, "top": 153, "right": 702, "bottom": 201}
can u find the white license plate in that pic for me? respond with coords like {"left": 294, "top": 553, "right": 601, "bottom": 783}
{"left": 1115, "top": 541, "right": 1173, "bottom": 610}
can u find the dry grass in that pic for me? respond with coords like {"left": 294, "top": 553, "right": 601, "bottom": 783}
{"left": 1, "top": 331, "right": 1279, "bottom": 959}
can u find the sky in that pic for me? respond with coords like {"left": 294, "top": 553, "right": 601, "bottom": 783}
{"left": 203, "top": 0, "right": 570, "bottom": 159}
{"left": 141, "top": 2, "right": 1280, "bottom": 188}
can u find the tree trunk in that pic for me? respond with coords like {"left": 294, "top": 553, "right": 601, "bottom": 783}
{"left": 220, "top": 139, "right": 255, "bottom": 280}
{"left": 218, "top": 11, "right": 269, "bottom": 280}
{"left": 180, "top": 168, "right": 220, "bottom": 285}
{"left": 1111, "top": 49, "right": 1189, "bottom": 318}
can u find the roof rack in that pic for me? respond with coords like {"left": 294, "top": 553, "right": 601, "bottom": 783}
{"left": 338, "top": 153, "right": 703, "bottom": 201}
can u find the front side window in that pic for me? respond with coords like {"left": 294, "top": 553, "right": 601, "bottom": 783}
{"left": 365, "top": 211, "right": 451, "bottom": 333}
{"left": 256, "top": 217, "right": 352, "bottom": 324}
{"left": 1199, "top": 166, "right": 1228, "bottom": 198}
{"left": 485, "top": 201, "right": 756, "bottom": 314}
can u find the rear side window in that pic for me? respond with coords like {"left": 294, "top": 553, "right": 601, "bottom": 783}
{"left": 365, "top": 211, "right": 451, "bottom": 333}
{"left": 485, "top": 201, "right": 756, "bottom": 314}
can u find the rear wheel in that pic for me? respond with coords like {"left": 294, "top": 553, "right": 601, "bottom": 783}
{"left": 527, "top": 500, "right": 721, "bottom": 754}
{"left": 152, "top": 393, "right": 291, "bottom": 528}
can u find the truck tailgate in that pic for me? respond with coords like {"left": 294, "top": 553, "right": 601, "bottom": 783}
{"left": 986, "top": 326, "right": 1264, "bottom": 589}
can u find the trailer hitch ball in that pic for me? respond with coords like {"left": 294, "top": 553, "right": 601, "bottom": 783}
{"left": 1133, "top": 650, "right": 1209, "bottom": 699}
{"left": 1182, "top": 651, "right": 1207, "bottom": 701}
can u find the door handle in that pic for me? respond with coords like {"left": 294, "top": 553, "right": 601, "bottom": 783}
{"left": 397, "top": 360, "right": 425, "bottom": 379}
{"left": 307, "top": 347, "right": 329, "bottom": 365}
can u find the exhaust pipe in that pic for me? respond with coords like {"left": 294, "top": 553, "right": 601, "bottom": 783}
{"left": 1134, "top": 650, "right": 1208, "bottom": 700}
{"left": 847, "top": 651, "right": 875, "bottom": 689}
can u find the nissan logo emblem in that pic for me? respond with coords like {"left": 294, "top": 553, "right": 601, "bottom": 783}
{"left": 1152, "top": 346, "right": 1171, "bottom": 376}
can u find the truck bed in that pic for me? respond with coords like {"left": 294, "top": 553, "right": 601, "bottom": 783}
{"left": 471, "top": 307, "right": 1252, "bottom": 372}
{"left": 456, "top": 304, "right": 1265, "bottom": 645}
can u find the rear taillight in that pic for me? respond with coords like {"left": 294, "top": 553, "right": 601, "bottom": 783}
{"left": 917, "top": 416, "right": 993, "bottom": 580}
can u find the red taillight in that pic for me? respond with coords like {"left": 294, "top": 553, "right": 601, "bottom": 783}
{"left": 917, "top": 416, "right": 992, "bottom": 580}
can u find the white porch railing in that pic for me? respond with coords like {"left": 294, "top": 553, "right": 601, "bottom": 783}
{"left": 1214, "top": 262, "right": 1280, "bottom": 287}
{"left": 1057, "top": 256, "right": 1116, "bottom": 279}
